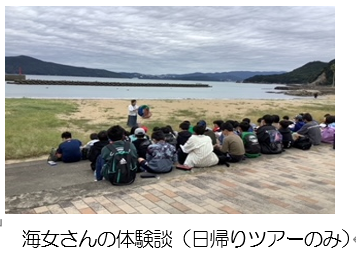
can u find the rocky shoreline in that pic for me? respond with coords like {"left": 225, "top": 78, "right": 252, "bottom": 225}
{"left": 269, "top": 85, "right": 335, "bottom": 96}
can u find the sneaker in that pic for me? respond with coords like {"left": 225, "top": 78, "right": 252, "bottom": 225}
{"left": 176, "top": 164, "right": 192, "bottom": 171}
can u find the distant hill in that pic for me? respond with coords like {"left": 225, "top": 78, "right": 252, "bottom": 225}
{"left": 5, "top": 55, "right": 134, "bottom": 78}
{"left": 243, "top": 60, "right": 335, "bottom": 85}
{"left": 5, "top": 55, "right": 285, "bottom": 82}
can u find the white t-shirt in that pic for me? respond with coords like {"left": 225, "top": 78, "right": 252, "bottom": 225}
{"left": 128, "top": 104, "right": 139, "bottom": 116}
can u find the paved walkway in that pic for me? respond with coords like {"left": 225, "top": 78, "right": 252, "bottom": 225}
{"left": 5, "top": 144, "right": 335, "bottom": 214}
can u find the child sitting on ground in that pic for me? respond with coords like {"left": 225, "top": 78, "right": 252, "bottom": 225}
{"left": 81, "top": 133, "right": 99, "bottom": 159}
{"left": 279, "top": 120, "right": 294, "bottom": 149}
{"left": 238, "top": 121, "right": 261, "bottom": 158}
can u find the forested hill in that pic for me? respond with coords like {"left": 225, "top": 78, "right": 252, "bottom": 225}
{"left": 243, "top": 60, "right": 335, "bottom": 85}
{"left": 5, "top": 55, "right": 284, "bottom": 82}
{"left": 5, "top": 55, "right": 134, "bottom": 78}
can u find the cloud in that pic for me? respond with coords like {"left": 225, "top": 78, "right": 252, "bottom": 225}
{"left": 5, "top": 6, "right": 335, "bottom": 74}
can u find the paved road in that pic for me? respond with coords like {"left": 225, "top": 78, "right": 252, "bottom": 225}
{"left": 5, "top": 144, "right": 335, "bottom": 214}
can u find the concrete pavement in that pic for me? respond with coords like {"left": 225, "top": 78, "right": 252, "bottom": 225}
{"left": 5, "top": 144, "right": 335, "bottom": 214}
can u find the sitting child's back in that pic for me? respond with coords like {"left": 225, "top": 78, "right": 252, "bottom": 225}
{"left": 238, "top": 121, "right": 261, "bottom": 158}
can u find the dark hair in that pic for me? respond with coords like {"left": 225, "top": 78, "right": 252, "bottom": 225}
{"left": 302, "top": 113, "right": 313, "bottom": 122}
{"left": 97, "top": 130, "right": 108, "bottom": 141}
{"left": 324, "top": 113, "right": 331, "bottom": 118}
{"left": 151, "top": 130, "right": 165, "bottom": 141}
{"left": 282, "top": 115, "right": 289, "bottom": 120}
{"left": 325, "top": 115, "right": 335, "bottom": 125}
{"left": 61, "top": 131, "right": 72, "bottom": 139}
{"left": 130, "top": 125, "right": 139, "bottom": 135}
{"left": 242, "top": 118, "right": 251, "bottom": 124}
{"left": 90, "top": 133, "right": 98, "bottom": 140}
{"left": 166, "top": 125, "right": 174, "bottom": 133}
{"left": 213, "top": 120, "right": 224, "bottom": 127}
{"left": 220, "top": 122, "right": 234, "bottom": 132}
{"left": 131, "top": 99, "right": 136, "bottom": 104}
{"left": 183, "top": 120, "right": 190, "bottom": 125}
{"left": 193, "top": 125, "right": 205, "bottom": 135}
{"left": 107, "top": 125, "right": 125, "bottom": 141}
{"left": 257, "top": 118, "right": 262, "bottom": 123}
{"left": 161, "top": 126, "right": 170, "bottom": 134}
{"left": 272, "top": 114, "right": 280, "bottom": 123}
{"left": 279, "top": 120, "right": 290, "bottom": 129}
{"left": 226, "top": 120, "right": 239, "bottom": 129}
{"left": 262, "top": 114, "right": 274, "bottom": 125}
{"left": 179, "top": 121, "right": 190, "bottom": 130}
{"left": 239, "top": 121, "right": 251, "bottom": 132}
{"left": 152, "top": 126, "right": 161, "bottom": 132}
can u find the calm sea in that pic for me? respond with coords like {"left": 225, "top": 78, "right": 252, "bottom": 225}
{"left": 5, "top": 75, "right": 309, "bottom": 100}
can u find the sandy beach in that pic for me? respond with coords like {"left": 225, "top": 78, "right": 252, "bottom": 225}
{"left": 61, "top": 95, "right": 335, "bottom": 127}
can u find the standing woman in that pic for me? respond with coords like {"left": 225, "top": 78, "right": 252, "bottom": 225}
{"left": 127, "top": 99, "right": 139, "bottom": 127}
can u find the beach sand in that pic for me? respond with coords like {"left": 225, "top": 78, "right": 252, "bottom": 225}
{"left": 61, "top": 95, "right": 335, "bottom": 126}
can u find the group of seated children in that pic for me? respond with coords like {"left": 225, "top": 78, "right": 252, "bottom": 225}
{"left": 52, "top": 111, "right": 335, "bottom": 183}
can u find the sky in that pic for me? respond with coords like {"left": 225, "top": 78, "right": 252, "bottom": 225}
{"left": 5, "top": 6, "right": 335, "bottom": 75}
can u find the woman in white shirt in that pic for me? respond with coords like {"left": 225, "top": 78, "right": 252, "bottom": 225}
{"left": 127, "top": 99, "right": 139, "bottom": 127}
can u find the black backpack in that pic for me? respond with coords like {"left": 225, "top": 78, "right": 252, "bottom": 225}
{"left": 261, "top": 129, "right": 283, "bottom": 154}
{"left": 102, "top": 142, "right": 137, "bottom": 185}
{"left": 242, "top": 133, "right": 261, "bottom": 154}
{"left": 139, "top": 139, "right": 152, "bottom": 150}
{"left": 293, "top": 136, "right": 313, "bottom": 150}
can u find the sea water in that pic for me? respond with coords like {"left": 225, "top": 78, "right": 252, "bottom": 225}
{"left": 5, "top": 75, "right": 310, "bottom": 100}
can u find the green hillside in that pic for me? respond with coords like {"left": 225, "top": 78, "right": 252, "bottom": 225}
{"left": 243, "top": 60, "right": 335, "bottom": 85}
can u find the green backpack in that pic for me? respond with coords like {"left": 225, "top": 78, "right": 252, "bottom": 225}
{"left": 242, "top": 132, "right": 261, "bottom": 158}
{"left": 102, "top": 142, "right": 137, "bottom": 185}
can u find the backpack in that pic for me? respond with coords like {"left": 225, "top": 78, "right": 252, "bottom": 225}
{"left": 261, "top": 129, "right": 283, "bottom": 154}
{"left": 280, "top": 131, "right": 294, "bottom": 149}
{"left": 164, "top": 133, "right": 177, "bottom": 146}
{"left": 102, "top": 142, "right": 137, "bottom": 185}
{"left": 293, "top": 136, "right": 313, "bottom": 150}
{"left": 242, "top": 133, "right": 261, "bottom": 155}
{"left": 139, "top": 139, "right": 152, "bottom": 150}
{"left": 321, "top": 127, "right": 335, "bottom": 144}
{"left": 81, "top": 147, "right": 89, "bottom": 160}
{"left": 47, "top": 148, "right": 58, "bottom": 162}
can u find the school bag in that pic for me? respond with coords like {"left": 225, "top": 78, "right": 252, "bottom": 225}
{"left": 81, "top": 147, "right": 89, "bottom": 160}
{"left": 261, "top": 129, "right": 283, "bottom": 154}
{"left": 280, "top": 130, "right": 294, "bottom": 149}
{"left": 321, "top": 126, "right": 335, "bottom": 144}
{"left": 102, "top": 142, "right": 137, "bottom": 185}
{"left": 47, "top": 148, "right": 58, "bottom": 162}
{"left": 139, "top": 139, "right": 152, "bottom": 150}
{"left": 242, "top": 133, "right": 261, "bottom": 156}
{"left": 293, "top": 136, "right": 313, "bottom": 150}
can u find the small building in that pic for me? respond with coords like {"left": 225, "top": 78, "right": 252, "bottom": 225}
{"left": 5, "top": 74, "right": 26, "bottom": 81}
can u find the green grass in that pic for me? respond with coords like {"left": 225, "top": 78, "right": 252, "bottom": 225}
{"left": 5, "top": 98, "right": 80, "bottom": 160}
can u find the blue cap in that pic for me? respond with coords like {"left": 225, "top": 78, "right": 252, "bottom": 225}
{"left": 197, "top": 120, "right": 207, "bottom": 127}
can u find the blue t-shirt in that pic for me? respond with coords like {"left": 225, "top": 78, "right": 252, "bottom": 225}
{"left": 57, "top": 139, "right": 82, "bottom": 162}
